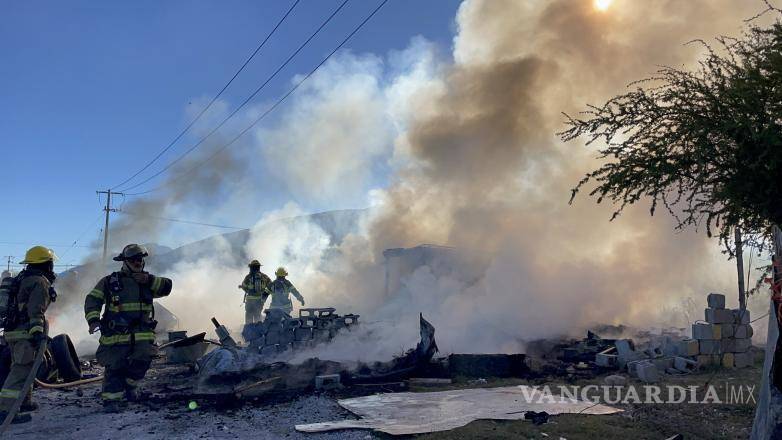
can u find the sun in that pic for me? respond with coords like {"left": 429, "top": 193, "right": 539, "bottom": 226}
{"left": 594, "top": 0, "right": 613, "bottom": 11}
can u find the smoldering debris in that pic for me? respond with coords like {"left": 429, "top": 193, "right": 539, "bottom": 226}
{"left": 194, "top": 314, "right": 439, "bottom": 398}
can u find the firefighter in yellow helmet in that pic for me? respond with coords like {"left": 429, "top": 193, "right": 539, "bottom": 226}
{"left": 267, "top": 267, "right": 304, "bottom": 315}
{"left": 83, "top": 244, "right": 172, "bottom": 413}
{"left": 0, "top": 246, "right": 58, "bottom": 424}
{"left": 238, "top": 260, "right": 271, "bottom": 324}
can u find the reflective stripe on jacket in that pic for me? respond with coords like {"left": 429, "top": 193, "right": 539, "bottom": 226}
{"left": 84, "top": 267, "right": 172, "bottom": 345}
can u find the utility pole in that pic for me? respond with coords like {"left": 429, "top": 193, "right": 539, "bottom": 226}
{"left": 3, "top": 256, "right": 12, "bottom": 272}
{"left": 97, "top": 189, "right": 123, "bottom": 262}
{"left": 735, "top": 227, "right": 746, "bottom": 311}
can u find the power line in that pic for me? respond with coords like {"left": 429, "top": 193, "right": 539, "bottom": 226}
{"left": 111, "top": 0, "right": 302, "bottom": 191}
{"left": 58, "top": 213, "right": 105, "bottom": 261}
{"left": 117, "top": 0, "right": 351, "bottom": 193}
{"left": 125, "top": 0, "right": 390, "bottom": 196}
{"left": 0, "top": 241, "right": 91, "bottom": 249}
{"left": 117, "top": 210, "right": 248, "bottom": 230}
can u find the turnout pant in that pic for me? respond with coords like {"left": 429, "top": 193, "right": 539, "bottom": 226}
{"left": 245, "top": 298, "right": 263, "bottom": 324}
{"left": 96, "top": 342, "right": 155, "bottom": 403}
{"left": 0, "top": 340, "right": 35, "bottom": 411}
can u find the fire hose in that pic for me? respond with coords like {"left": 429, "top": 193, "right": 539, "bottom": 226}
{"left": 34, "top": 376, "right": 103, "bottom": 389}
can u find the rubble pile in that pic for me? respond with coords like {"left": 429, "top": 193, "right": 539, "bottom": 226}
{"left": 525, "top": 293, "right": 756, "bottom": 384}
{"left": 241, "top": 307, "right": 360, "bottom": 356}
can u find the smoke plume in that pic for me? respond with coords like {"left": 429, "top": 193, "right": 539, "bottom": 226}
{"left": 52, "top": 0, "right": 774, "bottom": 358}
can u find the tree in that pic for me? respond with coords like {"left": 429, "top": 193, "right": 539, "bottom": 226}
{"left": 561, "top": 7, "right": 782, "bottom": 438}
{"left": 560, "top": 10, "right": 782, "bottom": 252}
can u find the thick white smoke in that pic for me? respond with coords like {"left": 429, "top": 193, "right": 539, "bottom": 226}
{"left": 52, "top": 1, "right": 774, "bottom": 359}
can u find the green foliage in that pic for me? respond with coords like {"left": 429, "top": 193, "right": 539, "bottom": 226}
{"left": 561, "top": 12, "right": 782, "bottom": 251}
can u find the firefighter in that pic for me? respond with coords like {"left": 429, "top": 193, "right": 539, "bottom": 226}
{"left": 84, "top": 244, "right": 172, "bottom": 413}
{"left": 238, "top": 260, "right": 271, "bottom": 324}
{"left": 0, "top": 246, "right": 57, "bottom": 424}
{"left": 267, "top": 267, "right": 305, "bottom": 315}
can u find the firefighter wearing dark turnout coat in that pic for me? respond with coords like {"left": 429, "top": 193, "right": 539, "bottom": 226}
{"left": 0, "top": 246, "right": 57, "bottom": 424}
{"left": 84, "top": 244, "right": 172, "bottom": 412}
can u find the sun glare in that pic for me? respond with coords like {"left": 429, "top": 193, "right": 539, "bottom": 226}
{"left": 594, "top": 0, "right": 612, "bottom": 11}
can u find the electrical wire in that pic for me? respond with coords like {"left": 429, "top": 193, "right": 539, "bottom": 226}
{"left": 117, "top": 211, "right": 247, "bottom": 230}
{"left": 111, "top": 0, "right": 302, "bottom": 191}
{"left": 58, "top": 213, "right": 105, "bottom": 260}
{"left": 0, "top": 241, "right": 91, "bottom": 249}
{"left": 125, "top": 0, "right": 390, "bottom": 196}
{"left": 117, "top": 0, "right": 352, "bottom": 193}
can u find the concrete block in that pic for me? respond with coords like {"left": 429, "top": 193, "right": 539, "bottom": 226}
{"left": 693, "top": 323, "right": 721, "bottom": 340}
{"left": 734, "top": 351, "right": 754, "bottom": 368}
{"left": 678, "top": 338, "right": 699, "bottom": 356}
{"left": 718, "top": 324, "right": 734, "bottom": 339}
{"left": 652, "top": 357, "right": 674, "bottom": 371}
{"left": 596, "top": 352, "right": 618, "bottom": 368}
{"left": 260, "top": 345, "right": 277, "bottom": 356}
{"left": 724, "top": 337, "right": 752, "bottom": 353}
{"left": 707, "top": 293, "right": 726, "bottom": 309}
{"left": 699, "top": 339, "right": 722, "bottom": 355}
{"left": 314, "top": 374, "right": 342, "bottom": 390}
{"left": 705, "top": 307, "right": 734, "bottom": 324}
{"left": 732, "top": 309, "right": 750, "bottom": 324}
{"left": 734, "top": 324, "right": 754, "bottom": 339}
{"left": 696, "top": 354, "right": 720, "bottom": 366}
{"left": 674, "top": 356, "right": 697, "bottom": 373}
{"left": 722, "top": 352, "right": 735, "bottom": 368}
{"left": 615, "top": 339, "right": 644, "bottom": 367}
{"left": 635, "top": 361, "right": 660, "bottom": 383}
{"left": 603, "top": 375, "right": 627, "bottom": 386}
{"left": 615, "top": 339, "right": 635, "bottom": 357}
{"left": 294, "top": 327, "right": 313, "bottom": 341}
{"left": 312, "top": 329, "right": 330, "bottom": 343}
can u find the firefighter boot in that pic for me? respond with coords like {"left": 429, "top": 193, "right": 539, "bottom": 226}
{"left": 0, "top": 411, "right": 32, "bottom": 424}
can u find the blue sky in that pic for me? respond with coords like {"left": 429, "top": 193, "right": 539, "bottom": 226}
{"left": 0, "top": 0, "right": 462, "bottom": 268}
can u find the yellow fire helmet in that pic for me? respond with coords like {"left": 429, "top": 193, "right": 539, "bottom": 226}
{"left": 275, "top": 267, "right": 288, "bottom": 277}
{"left": 20, "top": 246, "right": 58, "bottom": 264}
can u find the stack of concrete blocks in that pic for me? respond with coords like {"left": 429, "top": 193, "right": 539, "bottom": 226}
{"left": 255, "top": 308, "right": 360, "bottom": 356}
{"left": 691, "top": 293, "right": 753, "bottom": 368}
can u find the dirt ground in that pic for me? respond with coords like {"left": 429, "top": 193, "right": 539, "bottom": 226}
{"left": 414, "top": 353, "right": 763, "bottom": 440}
{"left": 5, "top": 383, "right": 373, "bottom": 439}
{"left": 4, "top": 350, "right": 765, "bottom": 439}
